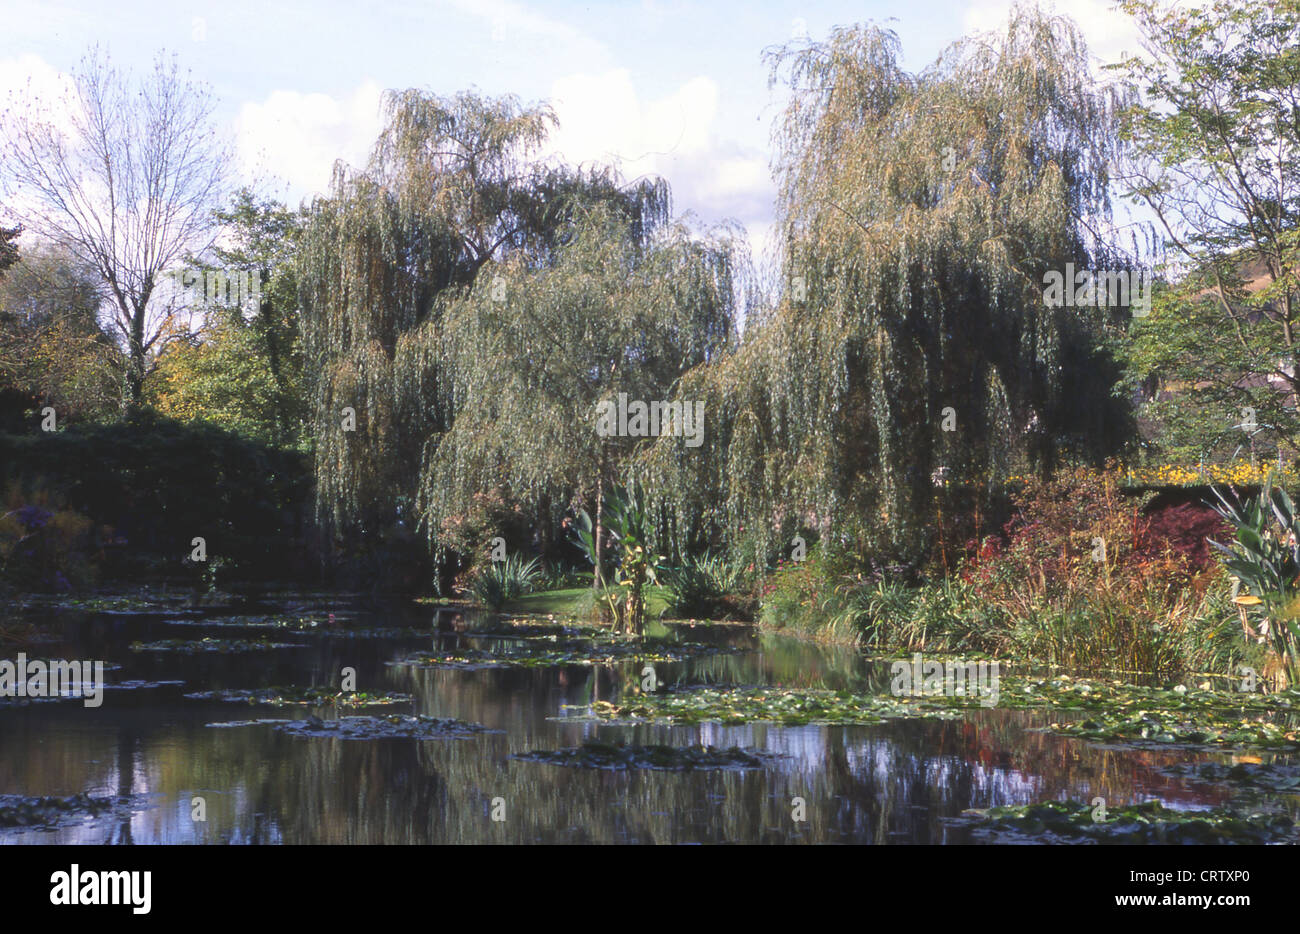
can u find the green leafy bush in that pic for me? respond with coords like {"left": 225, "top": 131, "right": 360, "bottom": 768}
{"left": 469, "top": 553, "right": 541, "bottom": 611}
{"left": 665, "top": 553, "right": 754, "bottom": 620}
{"left": 0, "top": 411, "right": 310, "bottom": 583}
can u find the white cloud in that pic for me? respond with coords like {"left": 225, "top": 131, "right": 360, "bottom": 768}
{"left": 234, "top": 81, "right": 385, "bottom": 202}
{"left": 0, "top": 53, "right": 80, "bottom": 135}
{"left": 438, "top": 0, "right": 612, "bottom": 70}
{"left": 543, "top": 70, "right": 772, "bottom": 232}
{"left": 963, "top": 0, "right": 1145, "bottom": 68}
{"left": 0, "top": 55, "right": 87, "bottom": 230}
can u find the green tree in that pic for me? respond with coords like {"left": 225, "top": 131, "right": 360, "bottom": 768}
{"left": 151, "top": 190, "right": 308, "bottom": 446}
{"left": 1115, "top": 0, "right": 1300, "bottom": 465}
{"left": 0, "top": 243, "right": 122, "bottom": 424}
{"left": 419, "top": 204, "right": 740, "bottom": 584}
{"left": 648, "top": 8, "right": 1139, "bottom": 565}
{"left": 146, "top": 317, "right": 286, "bottom": 441}
{"left": 298, "top": 88, "right": 680, "bottom": 583}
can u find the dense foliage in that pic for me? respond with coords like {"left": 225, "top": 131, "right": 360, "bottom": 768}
{"left": 0, "top": 412, "right": 310, "bottom": 584}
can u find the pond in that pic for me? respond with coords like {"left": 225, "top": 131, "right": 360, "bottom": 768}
{"left": 1, "top": 595, "right": 1296, "bottom": 844}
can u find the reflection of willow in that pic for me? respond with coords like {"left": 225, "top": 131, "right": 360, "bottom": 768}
{"left": 105, "top": 724, "right": 140, "bottom": 844}
{"left": 662, "top": 637, "right": 877, "bottom": 693}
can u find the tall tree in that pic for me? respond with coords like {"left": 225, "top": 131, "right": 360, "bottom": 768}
{"left": 299, "top": 88, "right": 671, "bottom": 576}
{"left": 153, "top": 190, "right": 309, "bottom": 445}
{"left": 1116, "top": 0, "right": 1300, "bottom": 463}
{"left": 0, "top": 47, "right": 230, "bottom": 408}
{"left": 648, "top": 9, "right": 1140, "bottom": 564}
{"left": 419, "top": 204, "right": 741, "bottom": 578}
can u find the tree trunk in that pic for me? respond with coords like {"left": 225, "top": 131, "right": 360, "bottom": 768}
{"left": 593, "top": 447, "right": 606, "bottom": 592}
{"left": 126, "top": 299, "right": 147, "bottom": 410}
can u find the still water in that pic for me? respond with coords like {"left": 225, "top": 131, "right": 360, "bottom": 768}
{"left": 0, "top": 596, "right": 1289, "bottom": 844}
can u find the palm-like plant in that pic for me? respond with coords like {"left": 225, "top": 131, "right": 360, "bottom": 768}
{"left": 1208, "top": 476, "right": 1300, "bottom": 685}
{"left": 570, "top": 480, "right": 663, "bottom": 636}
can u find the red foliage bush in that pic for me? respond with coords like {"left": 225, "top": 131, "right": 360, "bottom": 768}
{"left": 1135, "top": 502, "right": 1228, "bottom": 571}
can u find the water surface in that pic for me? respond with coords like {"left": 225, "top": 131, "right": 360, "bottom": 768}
{"left": 1, "top": 597, "right": 1291, "bottom": 844}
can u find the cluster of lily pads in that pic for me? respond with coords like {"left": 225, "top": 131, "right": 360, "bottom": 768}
{"left": 391, "top": 624, "right": 738, "bottom": 669}
{"left": 588, "top": 686, "right": 961, "bottom": 726}
{"left": 0, "top": 794, "right": 139, "bottom": 832}
{"left": 129, "top": 637, "right": 308, "bottom": 654}
{"left": 0, "top": 675, "right": 182, "bottom": 708}
{"left": 1049, "top": 710, "right": 1300, "bottom": 748}
{"left": 185, "top": 686, "right": 411, "bottom": 708}
{"left": 949, "top": 799, "right": 1296, "bottom": 844}
{"left": 580, "top": 674, "right": 1300, "bottom": 753}
{"left": 513, "top": 740, "right": 786, "bottom": 771}
{"left": 217, "top": 713, "right": 500, "bottom": 740}
{"left": 390, "top": 643, "right": 707, "bottom": 670}
{"left": 163, "top": 615, "right": 436, "bottom": 640}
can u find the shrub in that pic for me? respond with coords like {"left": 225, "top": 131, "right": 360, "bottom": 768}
{"left": 0, "top": 411, "right": 310, "bottom": 583}
{"left": 468, "top": 552, "right": 541, "bottom": 611}
{"left": 0, "top": 484, "right": 111, "bottom": 590}
{"left": 758, "top": 544, "right": 860, "bottom": 641}
{"left": 1207, "top": 477, "right": 1300, "bottom": 685}
{"left": 536, "top": 561, "right": 585, "bottom": 592}
{"left": 438, "top": 487, "right": 532, "bottom": 589}
{"left": 665, "top": 553, "right": 755, "bottom": 620}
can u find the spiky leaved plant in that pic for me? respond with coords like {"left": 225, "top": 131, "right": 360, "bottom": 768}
{"left": 570, "top": 481, "right": 664, "bottom": 636}
{"left": 1208, "top": 476, "right": 1300, "bottom": 686}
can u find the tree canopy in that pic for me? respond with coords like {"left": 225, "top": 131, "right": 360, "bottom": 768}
{"left": 297, "top": 88, "right": 709, "bottom": 579}
{"left": 644, "top": 8, "right": 1142, "bottom": 565}
{"left": 1117, "top": 0, "right": 1300, "bottom": 464}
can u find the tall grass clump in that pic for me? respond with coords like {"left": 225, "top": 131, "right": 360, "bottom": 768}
{"left": 468, "top": 553, "right": 541, "bottom": 611}
{"left": 665, "top": 554, "right": 754, "bottom": 620}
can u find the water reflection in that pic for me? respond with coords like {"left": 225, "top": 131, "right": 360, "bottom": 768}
{"left": 0, "top": 603, "right": 1295, "bottom": 844}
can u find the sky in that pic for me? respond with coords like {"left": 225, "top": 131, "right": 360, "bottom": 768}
{"left": 0, "top": 0, "right": 1148, "bottom": 272}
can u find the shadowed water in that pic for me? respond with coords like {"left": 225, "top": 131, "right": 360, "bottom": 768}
{"left": 0, "top": 597, "right": 1294, "bottom": 844}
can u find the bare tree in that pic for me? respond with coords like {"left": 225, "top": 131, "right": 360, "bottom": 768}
{"left": 0, "top": 46, "right": 230, "bottom": 408}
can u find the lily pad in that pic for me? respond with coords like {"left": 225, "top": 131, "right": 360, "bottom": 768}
{"left": 184, "top": 687, "right": 410, "bottom": 708}
{"left": 514, "top": 740, "right": 786, "bottom": 771}
{"left": 213, "top": 713, "right": 498, "bottom": 739}
{"left": 129, "top": 637, "right": 308, "bottom": 654}
{"left": 948, "top": 799, "right": 1296, "bottom": 844}
{"left": 0, "top": 794, "right": 146, "bottom": 832}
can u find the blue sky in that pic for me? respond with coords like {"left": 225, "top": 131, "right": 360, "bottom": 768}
{"left": 0, "top": 0, "right": 1145, "bottom": 268}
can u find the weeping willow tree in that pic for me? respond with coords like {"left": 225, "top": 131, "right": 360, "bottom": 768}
{"left": 646, "top": 6, "right": 1141, "bottom": 565}
{"left": 419, "top": 204, "right": 742, "bottom": 580}
{"left": 299, "top": 87, "right": 728, "bottom": 582}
